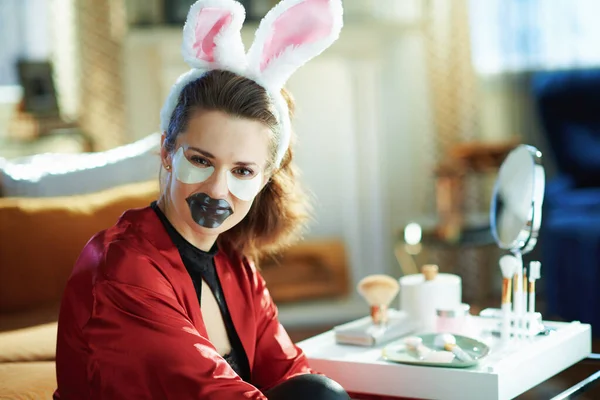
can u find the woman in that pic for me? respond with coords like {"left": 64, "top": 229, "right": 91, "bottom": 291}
{"left": 54, "top": 0, "right": 349, "bottom": 399}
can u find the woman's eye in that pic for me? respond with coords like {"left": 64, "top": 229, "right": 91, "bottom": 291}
{"left": 190, "top": 156, "right": 210, "bottom": 166}
{"left": 233, "top": 167, "right": 254, "bottom": 177}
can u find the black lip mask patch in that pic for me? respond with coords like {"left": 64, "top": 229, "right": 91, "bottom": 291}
{"left": 186, "top": 193, "right": 233, "bottom": 229}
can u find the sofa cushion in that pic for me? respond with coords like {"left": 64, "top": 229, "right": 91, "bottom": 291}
{"left": 0, "top": 132, "right": 160, "bottom": 197}
{"left": 0, "top": 361, "right": 56, "bottom": 400}
{"left": 0, "top": 180, "right": 159, "bottom": 313}
{"left": 0, "top": 322, "right": 57, "bottom": 362}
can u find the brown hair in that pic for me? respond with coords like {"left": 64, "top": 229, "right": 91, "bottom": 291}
{"left": 162, "top": 70, "right": 312, "bottom": 261}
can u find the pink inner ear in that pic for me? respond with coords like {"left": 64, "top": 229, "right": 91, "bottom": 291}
{"left": 260, "top": 0, "right": 333, "bottom": 71}
{"left": 193, "top": 8, "right": 232, "bottom": 62}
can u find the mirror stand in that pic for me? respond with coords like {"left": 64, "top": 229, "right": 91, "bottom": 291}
{"left": 488, "top": 144, "right": 546, "bottom": 342}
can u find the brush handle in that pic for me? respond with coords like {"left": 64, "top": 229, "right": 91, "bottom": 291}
{"left": 513, "top": 252, "right": 524, "bottom": 338}
{"left": 446, "top": 344, "right": 474, "bottom": 362}
{"left": 370, "top": 305, "right": 388, "bottom": 325}
{"left": 529, "top": 290, "right": 535, "bottom": 314}
{"left": 514, "top": 270, "right": 522, "bottom": 313}
{"left": 501, "top": 302, "right": 511, "bottom": 341}
{"left": 528, "top": 279, "right": 536, "bottom": 313}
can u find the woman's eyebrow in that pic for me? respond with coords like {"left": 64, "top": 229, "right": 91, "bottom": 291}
{"left": 187, "top": 146, "right": 214, "bottom": 158}
{"left": 234, "top": 161, "right": 258, "bottom": 167}
{"left": 188, "top": 146, "right": 258, "bottom": 167}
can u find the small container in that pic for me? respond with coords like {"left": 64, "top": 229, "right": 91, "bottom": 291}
{"left": 436, "top": 303, "right": 471, "bottom": 335}
{"left": 399, "top": 265, "right": 462, "bottom": 332}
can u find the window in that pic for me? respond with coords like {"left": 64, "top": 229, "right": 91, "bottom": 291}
{"left": 0, "top": 0, "right": 51, "bottom": 85}
{"left": 469, "top": 0, "right": 600, "bottom": 75}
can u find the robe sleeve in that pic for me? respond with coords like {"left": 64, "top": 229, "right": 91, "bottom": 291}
{"left": 85, "top": 244, "right": 268, "bottom": 400}
{"left": 247, "top": 259, "right": 314, "bottom": 391}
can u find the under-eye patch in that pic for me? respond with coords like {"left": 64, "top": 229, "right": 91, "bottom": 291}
{"left": 173, "top": 147, "right": 214, "bottom": 184}
{"left": 226, "top": 171, "right": 262, "bottom": 201}
{"left": 173, "top": 146, "right": 262, "bottom": 201}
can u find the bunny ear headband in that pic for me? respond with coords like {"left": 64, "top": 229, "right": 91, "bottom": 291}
{"left": 159, "top": 0, "right": 344, "bottom": 168}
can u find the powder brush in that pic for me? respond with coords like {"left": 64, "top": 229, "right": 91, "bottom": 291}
{"left": 500, "top": 255, "right": 519, "bottom": 340}
{"left": 357, "top": 274, "right": 400, "bottom": 325}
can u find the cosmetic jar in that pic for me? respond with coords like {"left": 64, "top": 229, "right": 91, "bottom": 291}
{"left": 399, "top": 265, "right": 462, "bottom": 332}
{"left": 436, "top": 303, "right": 471, "bottom": 335}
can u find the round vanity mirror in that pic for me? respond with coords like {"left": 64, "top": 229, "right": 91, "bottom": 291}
{"left": 490, "top": 144, "right": 545, "bottom": 254}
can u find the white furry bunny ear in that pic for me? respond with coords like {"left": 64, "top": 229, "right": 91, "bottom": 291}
{"left": 246, "top": 0, "right": 344, "bottom": 91}
{"left": 181, "top": 0, "right": 247, "bottom": 73}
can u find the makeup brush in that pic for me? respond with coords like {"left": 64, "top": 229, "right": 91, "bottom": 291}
{"left": 357, "top": 274, "right": 400, "bottom": 325}
{"left": 434, "top": 333, "right": 473, "bottom": 362}
{"left": 523, "top": 265, "right": 528, "bottom": 305}
{"left": 522, "top": 265, "right": 529, "bottom": 329}
{"left": 528, "top": 261, "right": 541, "bottom": 314}
{"left": 500, "top": 255, "right": 518, "bottom": 340}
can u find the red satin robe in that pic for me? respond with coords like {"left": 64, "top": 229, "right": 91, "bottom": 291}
{"left": 54, "top": 206, "right": 313, "bottom": 399}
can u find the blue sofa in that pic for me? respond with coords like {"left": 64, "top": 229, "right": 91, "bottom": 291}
{"left": 532, "top": 68, "right": 600, "bottom": 335}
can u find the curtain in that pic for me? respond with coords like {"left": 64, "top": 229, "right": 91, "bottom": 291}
{"left": 425, "top": 0, "right": 479, "bottom": 156}
{"left": 74, "top": 0, "right": 128, "bottom": 150}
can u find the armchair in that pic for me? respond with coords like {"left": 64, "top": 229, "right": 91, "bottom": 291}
{"left": 532, "top": 68, "right": 600, "bottom": 334}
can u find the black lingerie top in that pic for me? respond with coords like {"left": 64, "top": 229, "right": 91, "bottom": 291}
{"left": 151, "top": 202, "right": 251, "bottom": 382}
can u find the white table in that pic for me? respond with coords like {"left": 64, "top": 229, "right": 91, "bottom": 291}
{"left": 297, "top": 316, "right": 592, "bottom": 400}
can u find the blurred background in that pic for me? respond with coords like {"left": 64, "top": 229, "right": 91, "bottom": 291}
{"left": 1, "top": 1, "right": 600, "bottom": 397}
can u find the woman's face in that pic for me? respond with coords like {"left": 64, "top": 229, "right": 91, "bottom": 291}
{"left": 161, "top": 110, "right": 272, "bottom": 240}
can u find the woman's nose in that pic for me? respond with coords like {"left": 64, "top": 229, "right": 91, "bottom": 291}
{"left": 204, "top": 170, "right": 229, "bottom": 200}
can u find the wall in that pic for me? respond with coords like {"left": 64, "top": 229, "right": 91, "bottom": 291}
{"left": 122, "top": 21, "right": 438, "bottom": 297}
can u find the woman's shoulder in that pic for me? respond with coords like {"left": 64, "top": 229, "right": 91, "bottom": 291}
{"left": 87, "top": 205, "right": 158, "bottom": 253}
{"left": 77, "top": 206, "right": 174, "bottom": 289}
